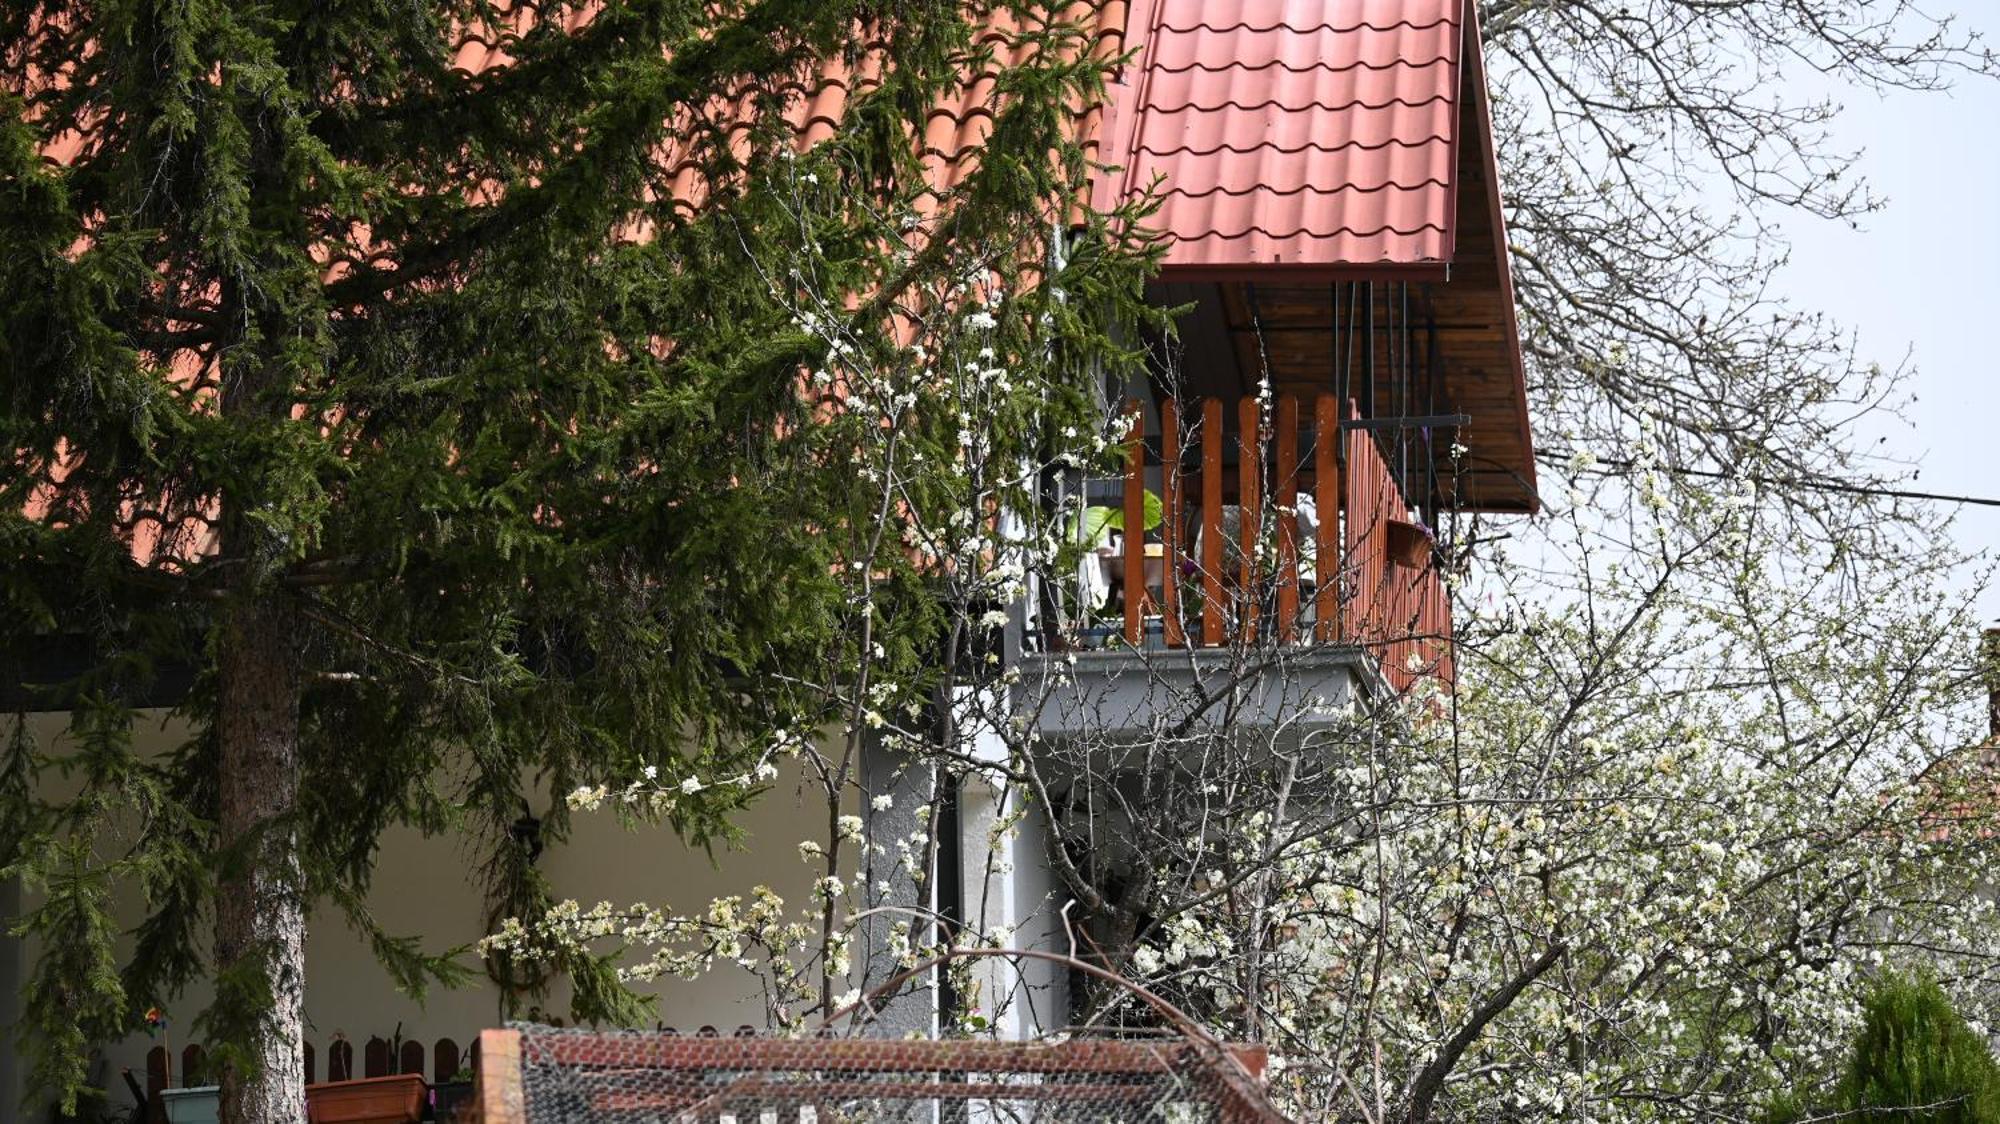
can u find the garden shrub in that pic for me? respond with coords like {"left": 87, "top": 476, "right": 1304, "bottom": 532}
{"left": 1773, "top": 973, "right": 2000, "bottom": 1124}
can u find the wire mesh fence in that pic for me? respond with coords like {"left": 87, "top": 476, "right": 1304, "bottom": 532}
{"left": 478, "top": 1024, "right": 1289, "bottom": 1123}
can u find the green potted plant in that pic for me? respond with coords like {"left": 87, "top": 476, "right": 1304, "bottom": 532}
{"left": 140, "top": 1006, "right": 220, "bottom": 1124}
{"left": 1073, "top": 490, "right": 1165, "bottom": 627}
{"left": 1075, "top": 488, "right": 1164, "bottom": 550}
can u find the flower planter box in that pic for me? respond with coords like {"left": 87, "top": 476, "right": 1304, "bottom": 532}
{"left": 1384, "top": 516, "right": 1433, "bottom": 569}
{"left": 160, "top": 1085, "right": 221, "bottom": 1124}
{"left": 305, "top": 1073, "right": 426, "bottom": 1124}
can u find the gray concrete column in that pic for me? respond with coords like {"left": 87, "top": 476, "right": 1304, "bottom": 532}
{"left": 855, "top": 735, "right": 939, "bottom": 1039}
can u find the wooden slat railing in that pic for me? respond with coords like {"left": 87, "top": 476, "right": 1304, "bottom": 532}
{"left": 1236, "top": 396, "right": 1261, "bottom": 645}
{"left": 145, "top": 1033, "right": 474, "bottom": 1095}
{"left": 1199, "top": 398, "right": 1225, "bottom": 647}
{"left": 1161, "top": 400, "right": 1185, "bottom": 649}
{"left": 1111, "top": 394, "right": 1453, "bottom": 692}
{"left": 1340, "top": 404, "right": 1453, "bottom": 693}
{"left": 1312, "top": 394, "right": 1341, "bottom": 643}
{"left": 1122, "top": 400, "right": 1146, "bottom": 647}
{"left": 1274, "top": 394, "right": 1301, "bottom": 638}
{"left": 139, "top": 1022, "right": 783, "bottom": 1096}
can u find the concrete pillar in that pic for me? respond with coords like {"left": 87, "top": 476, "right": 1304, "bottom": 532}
{"left": 951, "top": 685, "right": 1071, "bottom": 1040}
{"left": 955, "top": 774, "right": 1070, "bottom": 1039}
{"left": 852, "top": 689, "right": 1075, "bottom": 1044}
{"left": 856, "top": 734, "right": 939, "bottom": 1040}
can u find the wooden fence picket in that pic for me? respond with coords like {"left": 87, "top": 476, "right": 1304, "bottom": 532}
{"left": 1078, "top": 392, "right": 1451, "bottom": 690}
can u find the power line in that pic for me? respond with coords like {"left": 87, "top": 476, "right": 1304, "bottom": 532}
{"left": 1542, "top": 451, "right": 2000, "bottom": 509}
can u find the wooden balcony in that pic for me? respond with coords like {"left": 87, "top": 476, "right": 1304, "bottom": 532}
{"left": 1031, "top": 393, "right": 1453, "bottom": 700}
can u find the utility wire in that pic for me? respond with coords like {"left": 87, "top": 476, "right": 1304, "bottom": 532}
{"left": 1542, "top": 451, "right": 2000, "bottom": 509}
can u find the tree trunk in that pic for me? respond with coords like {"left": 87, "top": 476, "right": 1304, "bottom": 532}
{"left": 214, "top": 590, "right": 306, "bottom": 1124}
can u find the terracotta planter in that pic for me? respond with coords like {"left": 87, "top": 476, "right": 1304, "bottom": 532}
{"left": 305, "top": 1073, "right": 426, "bottom": 1124}
{"left": 1384, "top": 517, "right": 1433, "bottom": 569}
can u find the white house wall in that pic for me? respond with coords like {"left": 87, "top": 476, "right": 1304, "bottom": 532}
{"left": 1, "top": 710, "right": 847, "bottom": 1115}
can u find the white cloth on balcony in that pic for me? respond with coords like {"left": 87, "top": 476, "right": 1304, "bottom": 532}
{"left": 1078, "top": 540, "right": 1112, "bottom": 612}
{"left": 1069, "top": 516, "right": 1115, "bottom": 615}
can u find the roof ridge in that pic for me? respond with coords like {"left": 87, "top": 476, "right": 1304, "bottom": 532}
{"left": 1141, "top": 55, "right": 1455, "bottom": 76}
{"left": 1156, "top": 179, "right": 1451, "bottom": 199}
{"left": 1167, "top": 222, "right": 1450, "bottom": 239}
{"left": 1137, "top": 136, "right": 1447, "bottom": 157}
{"left": 1153, "top": 16, "right": 1458, "bottom": 36}
{"left": 1142, "top": 92, "right": 1455, "bottom": 114}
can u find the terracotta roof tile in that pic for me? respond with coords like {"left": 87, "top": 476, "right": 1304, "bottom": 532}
{"left": 1095, "top": 0, "right": 1468, "bottom": 274}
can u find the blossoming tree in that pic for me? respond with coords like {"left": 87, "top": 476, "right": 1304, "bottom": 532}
{"left": 486, "top": 6, "right": 2000, "bottom": 1123}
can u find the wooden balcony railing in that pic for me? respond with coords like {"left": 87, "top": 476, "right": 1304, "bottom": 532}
{"left": 1104, "top": 394, "right": 1453, "bottom": 693}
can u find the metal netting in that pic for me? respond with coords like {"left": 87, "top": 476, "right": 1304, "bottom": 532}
{"left": 500, "top": 1025, "right": 1288, "bottom": 1123}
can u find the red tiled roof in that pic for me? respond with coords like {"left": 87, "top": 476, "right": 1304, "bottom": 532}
{"left": 446, "top": 5, "right": 1131, "bottom": 216}
{"left": 1094, "top": 0, "right": 1467, "bottom": 276}
{"left": 53, "top": 2, "right": 1476, "bottom": 268}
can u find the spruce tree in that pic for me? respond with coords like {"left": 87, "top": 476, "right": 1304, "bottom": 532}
{"left": 0, "top": 2, "right": 1156, "bottom": 1119}
{"left": 1835, "top": 974, "right": 2000, "bottom": 1124}
{"left": 1773, "top": 974, "right": 2000, "bottom": 1124}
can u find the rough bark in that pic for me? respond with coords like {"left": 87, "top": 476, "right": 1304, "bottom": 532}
{"left": 214, "top": 588, "right": 307, "bottom": 1124}
{"left": 197, "top": 85, "right": 317, "bottom": 1121}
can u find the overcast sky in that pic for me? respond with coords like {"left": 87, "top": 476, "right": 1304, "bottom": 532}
{"left": 1773, "top": 34, "right": 2000, "bottom": 621}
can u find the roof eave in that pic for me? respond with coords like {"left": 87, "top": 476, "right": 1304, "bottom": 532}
{"left": 1459, "top": 0, "right": 1540, "bottom": 514}
{"left": 1154, "top": 260, "right": 1452, "bottom": 284}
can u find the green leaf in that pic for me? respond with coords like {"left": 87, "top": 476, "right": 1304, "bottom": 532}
{"left": 1075, "top": 490, "right": 1163, "bottom": 547}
